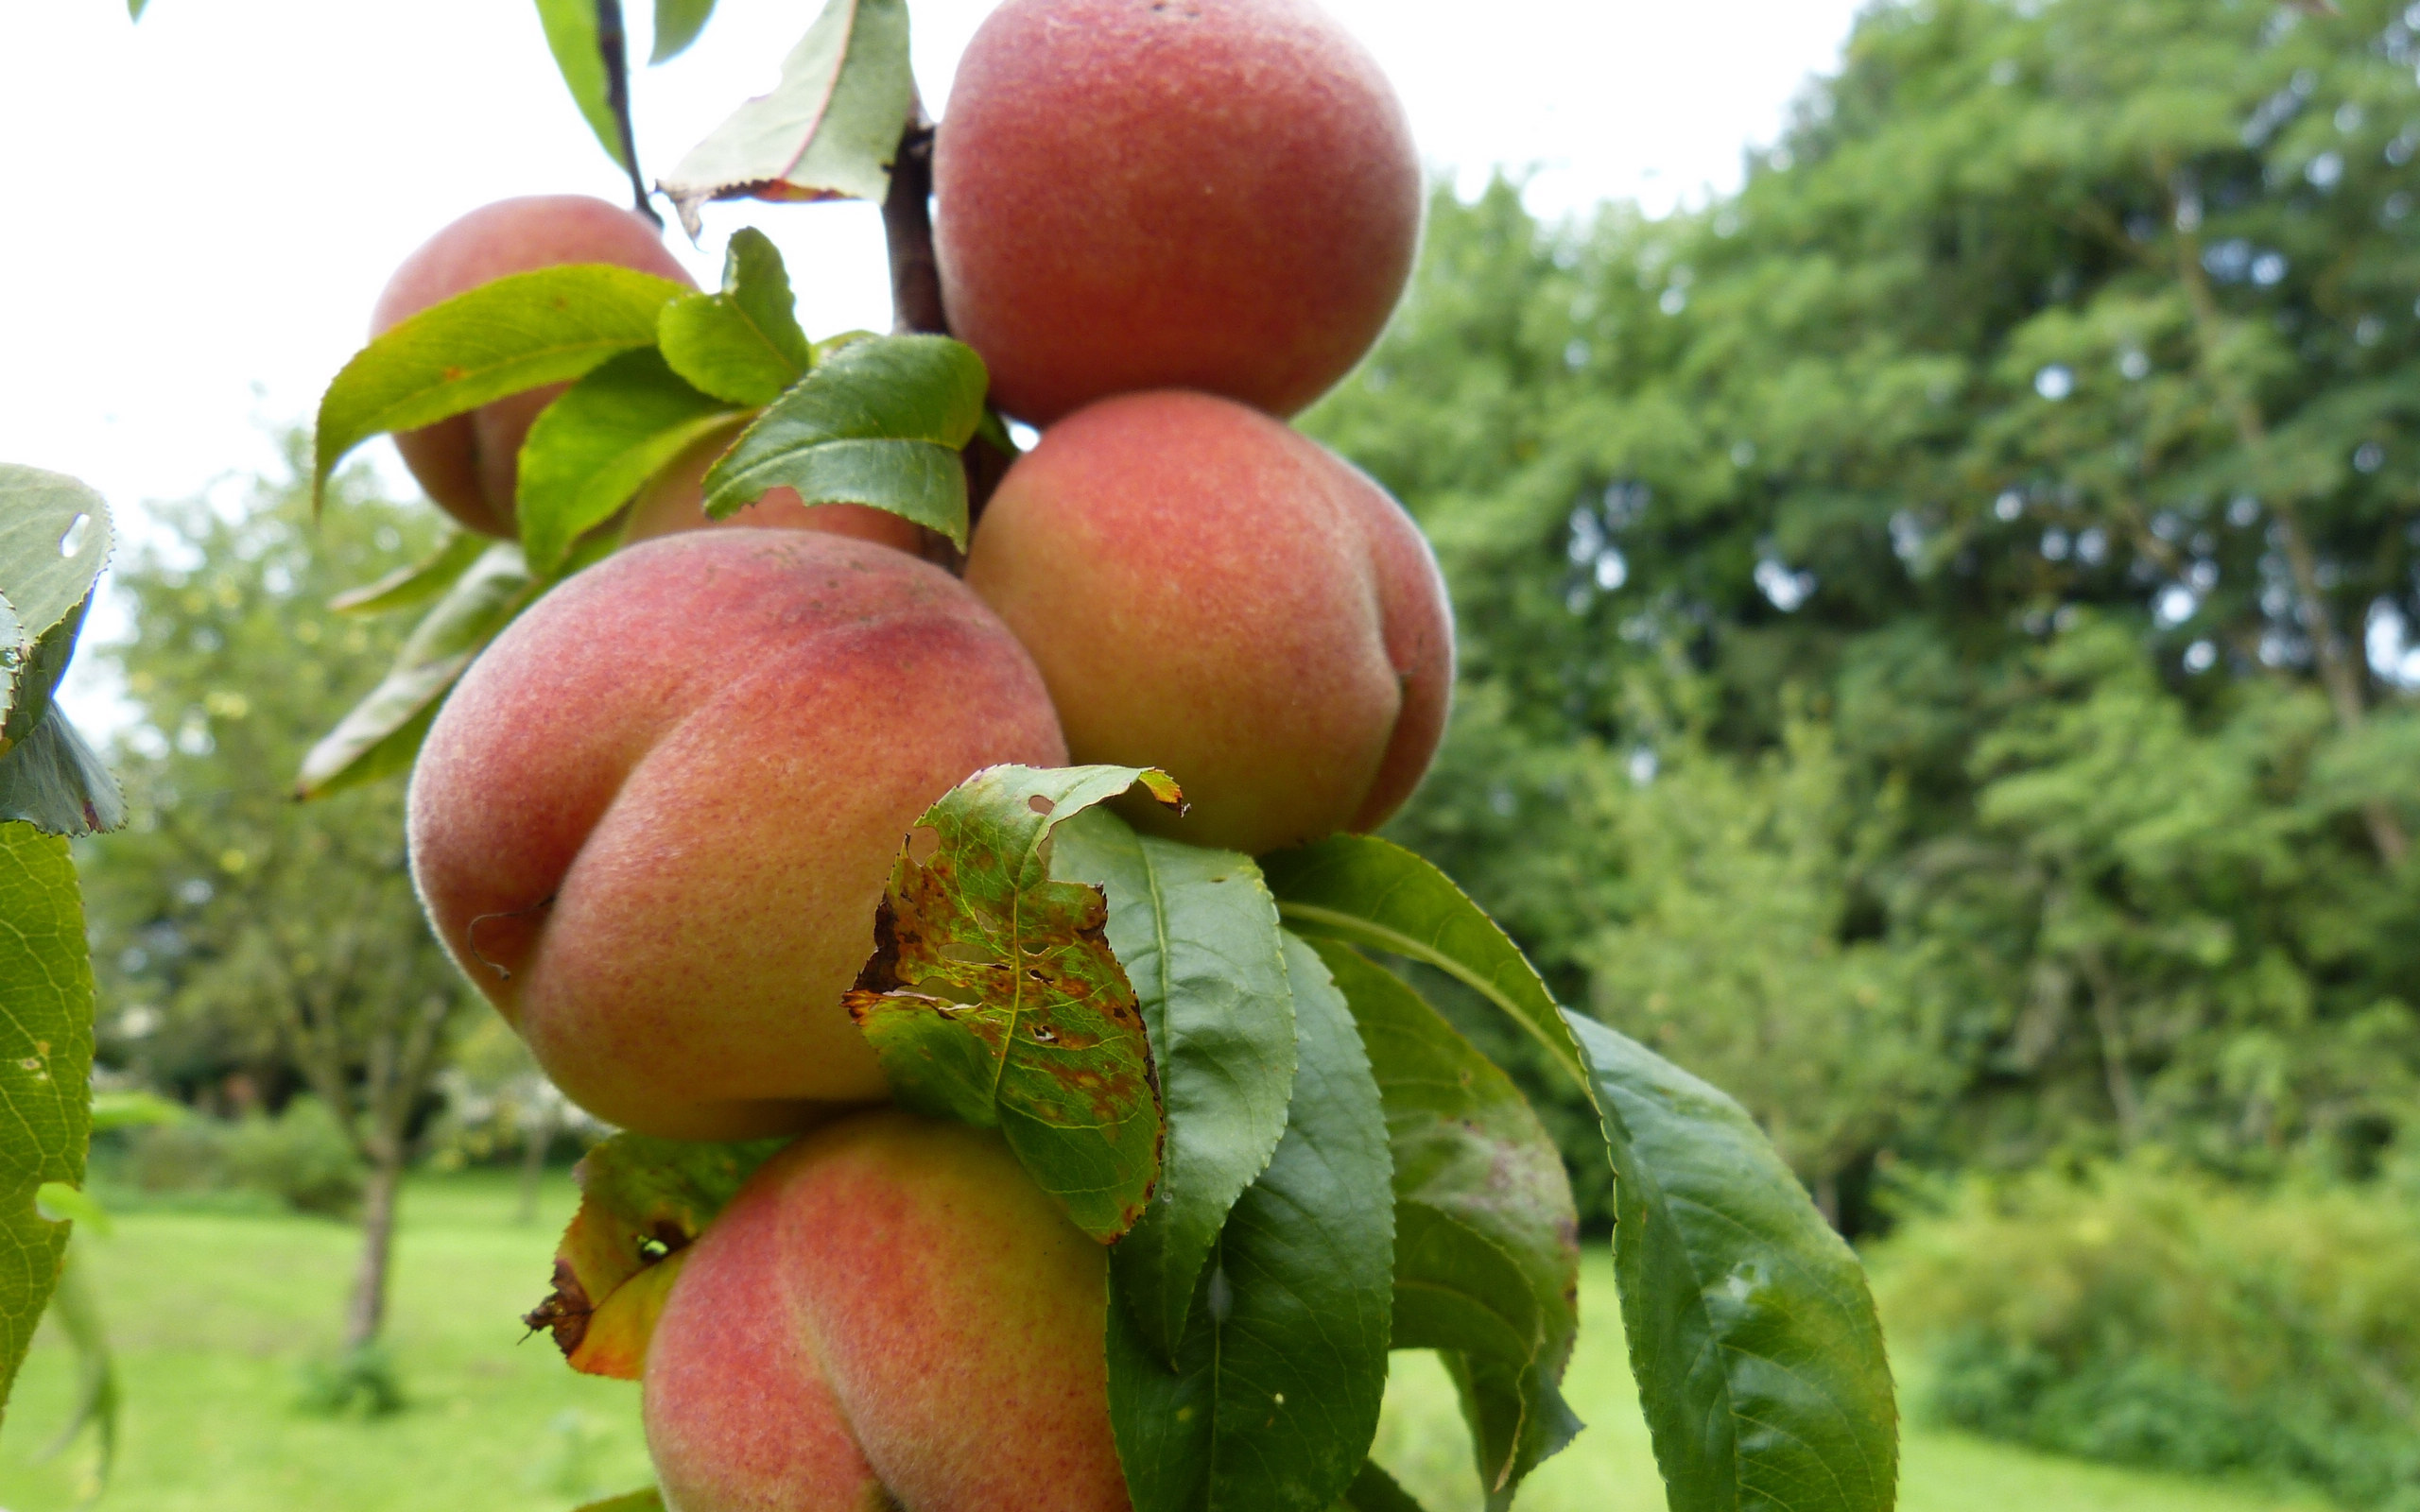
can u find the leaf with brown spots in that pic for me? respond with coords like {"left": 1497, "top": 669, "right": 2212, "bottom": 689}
{"left": 847, "top": 764, "right": 1179, "bottom": 1244}
{"left": 526, "top": 1133, "right": 787, "bottom": 1380}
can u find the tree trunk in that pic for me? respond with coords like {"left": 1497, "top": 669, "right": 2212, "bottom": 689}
{"left": 345, "top": 1149, "right": 405, "bottom": 1351}
{"left": 2080, "top": 952, "right": 2143, "bottom": 1148}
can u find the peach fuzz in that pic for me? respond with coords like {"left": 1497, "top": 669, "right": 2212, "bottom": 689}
{"left": 963, "top": 390, "right": 1452, "bottom": 856}
{"left": 933, "top": 0, "right": 1422, "bottom": 424}
{"left": 373, "top": 195, "right": 696, "bottom": 538}
{"left": 406, "top": 530, "right": 1066, "bottom": 1140}
{"left": 642, "top": 1109, "right": 1129, "bottom": 1512}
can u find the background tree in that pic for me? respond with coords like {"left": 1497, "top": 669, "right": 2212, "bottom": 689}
{"left": 1305, "top": 0, "right": 2420, "bottom": 1229}
{"left": 81, "top": 446, "right": 475, "bottom": 1350}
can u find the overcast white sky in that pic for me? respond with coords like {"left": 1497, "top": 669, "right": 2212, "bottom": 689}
{"left": 1, "top": 0, "right": 1865, "bottom": 719}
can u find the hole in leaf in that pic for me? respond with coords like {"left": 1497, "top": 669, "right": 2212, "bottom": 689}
{"left": 1028, "top": 794, "right": 1055, "bottom": 816}
{"left": 60, "top": 514, "right": 90, "bottom": 558}
{"left": 908, "top": 826, "right": 941, "bottom": 865}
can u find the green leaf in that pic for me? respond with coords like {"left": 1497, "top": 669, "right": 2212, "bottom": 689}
{"left": 33, "top": 1183, "right": 107, "bottom": 1236}
{"left": 1565, "top": 1009, "right": 1900, "bottom": 1512}
{"left": 658, "top": 0, "right": 914, "bottom": 235}
{"left": 658, "top": 227, "right": 813, "bottom": 406}
{"left": 88, "top": 1091, "right": 182, "bottom": 1132}
{"left": 1107, "top": 933, "right": 1393, "bottom": 1512}
{"left": 0, "top": 822, "right": 94, "bottom": 1424}
{"left": 296, "top": 543, "right": 535, "bottom": 799}
{"left": 846, "top": 765, "right": 1182, "bottom": 1244}
{"left": 0, "top": 682, "right": 127, "bottom": 838}
{"left": 312, "top": 265, "right": 689, "bottom": 508}
{"left": 1263, "top": 836, "right": 1591, "bottom": 1094}
{"left": 702, "top": 334, "right": 988, "bottom": 548}
{"left": 649, "top": 0, "right": 716, "bottom": 61}
{"left": 1314, "top": 943, "right": 1582, "bottom": 1509}
{"left": 327, "top": 530, "right": 490, "bottom": 617}
{"left": 0, "top": 467, "right": 111, "bottom": 645}
{"left": 516, "top": 349, "right": 741, "bottom": 578}
{"left": 528, "top": 1133, "right": 790, "bottom": 1381}
{"left": 36, "top": 1241, "right": 116, "bottom": 1485}
{"left": 1335, "top": 1461, "right": 1432, "bottom": 1512}
{"left": 1050, "top": 808, "right": 1296, "bottom": 1363}
{"left": 127, "top": 0, "right": 148, "bottom": 16}
{"left": 533, "top": 0, "right": 631, "bottom": 169}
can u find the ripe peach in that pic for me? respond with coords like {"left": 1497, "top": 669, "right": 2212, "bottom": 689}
{"left": 643, "top": 1109, "right": 1128, "bottom": 1511}
{"left": 406, "top": 531, "right": 1067, "bottom": 1140}
{"left": 373, "top": 195, "right": 696, "bottom": 538}
{"left": 933, "top": 0, "right": 1422, "bottom": 424}
{"left": 964, "top": 390, "right": 1452, "bottom": 856}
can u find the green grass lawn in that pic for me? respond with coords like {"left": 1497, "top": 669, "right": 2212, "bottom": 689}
{"left": 0, "top": 1171, "right": 2333, "bottom": 1512}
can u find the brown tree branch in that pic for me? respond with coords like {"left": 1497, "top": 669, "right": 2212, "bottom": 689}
{"left": 880, "top": 114, "right": 1013, "bottom": 539}
{"left": 882, "top": 123, "right": 946, "bottom": 337}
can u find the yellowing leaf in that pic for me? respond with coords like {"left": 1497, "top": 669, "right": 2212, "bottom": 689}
{"left": 526, "top": 1134, "right": 786, "bottom": 1381}
{"left": 845, "top": 765, "right": 1181, "bottom": 1243}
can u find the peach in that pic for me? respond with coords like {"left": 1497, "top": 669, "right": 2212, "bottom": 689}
{"left": 406, "top": 530, "right": 1066, "bottom": 1140}
{"left": 373, "top": 195, "right": 697, "bottom": 538}
{"left": 643, "top": 1109, "right": 1129, "bottom": 1511}
{"left": 964, "top": 390, "right": 1452, "bottom": 856}
{"left": 933, "top": 0, "right": 1422, "bottom": 424}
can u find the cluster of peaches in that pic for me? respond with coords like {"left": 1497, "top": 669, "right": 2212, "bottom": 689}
{"left": 386, "top": 1, "right": 1442, "bottom": 1504}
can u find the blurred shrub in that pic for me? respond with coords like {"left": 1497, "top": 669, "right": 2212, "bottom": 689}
{"left": 125, "top": 1097, "right": 366, "bottom": 1217}
{"left": 295, "top": 1342, "right": 403, "bottom": 1418}
{"left": 1873, "top": 1157, "right": 2420, "bottom": 1507}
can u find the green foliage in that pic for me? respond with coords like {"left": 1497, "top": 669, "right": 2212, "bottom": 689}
{"left": 0, "top": 824, "right": 94, "bottom": 1423}
{"left": 532, "top": 0, "right": 631, "bottom": 171}
{"left": 847, "top": 765, "right": 1175, "bottom": 1242}
{"left": 1266, "top": 835, "right": 1589, "bottom": 1091}
{"left": 311, "top": 265, "right": 687, "bottom": 506}
{"left": 1107, "top": 934, "right": 1395, "bottom": 1512}
{"left": 1570, "top": 1010, "right": 1900, "bottom": 1512}
{"left": 515, "top": 350, "right": 738, "bottom": 578}
{"left": 297, "top": 541, "right": 534, "bottom": 797}
{"left": 79, "top": 455, "right": 474, "bottom": 1178}
{"left": 648, "top": 0, "right": 714, "bottom": 63}
{"left": 1053, "top": 807, "right": 1298, "bottom": 1362}
{"left": 658, "top": 0, "right": 914, "bottom": 235}
{"left": 657, "top": 228, "right": 814, "bottom": 406}
{"left": 1876, "top": 1158, "right": 2420, "bottom": 1506}
{"left": 1303, "top": 0, "right": 2420, "bottom": 1215}
{"left": 0, "top": 468, "right": 123, "bottom": 835}
{"left": 294, "top": 1342, "right": 404, "bottom": 1418}
{"left": 700, "top": 333, "right": 991, "bottom": 548}
{"left": 1318, "top": 942, "right": 1581, "bottom": 1509}
{"left": 118, "top": 1101, "right": 368, "bottom": 1217}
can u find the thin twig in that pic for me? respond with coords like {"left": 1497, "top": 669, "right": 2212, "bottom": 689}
{"left": 598, "top": 0, "right": 661, "bottom": 228}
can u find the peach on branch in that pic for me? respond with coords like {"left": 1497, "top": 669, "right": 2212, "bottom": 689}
{"left": 933, "top": 0, "right": 1422, "bottom": 424}
{"left": 642, "top": 1109, "right": 1129, "bottom": 1512}
{"left": 373, "top": 195, "right": 696, "bottom": 538}
{"left": 963, "top": 389, "right": 1452, "bottom": 856}
{"left": 406, "top": 530, "right": 1066, "bottom": 1140}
